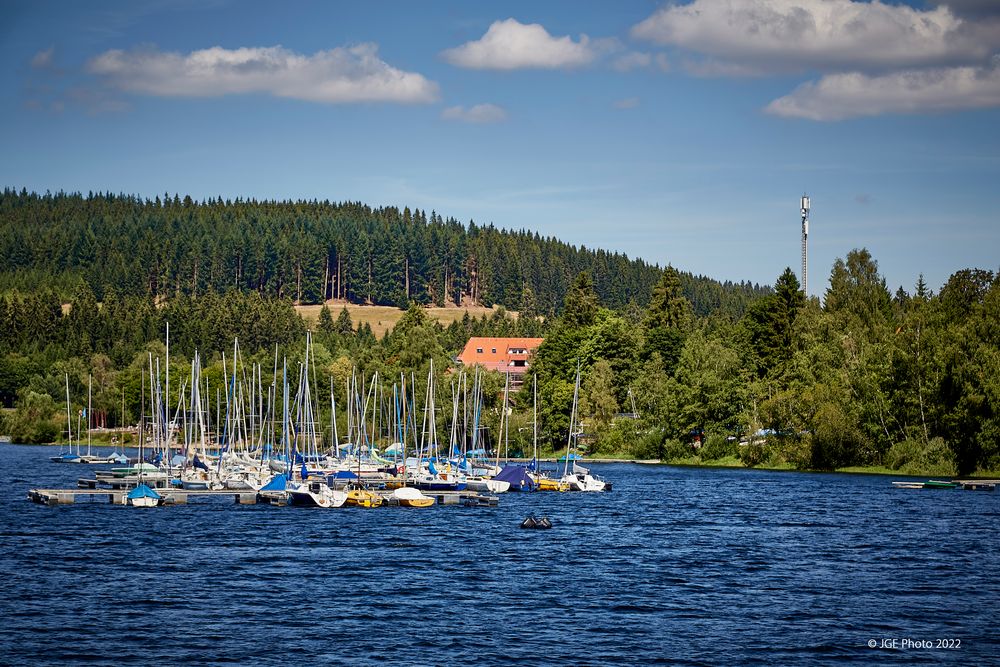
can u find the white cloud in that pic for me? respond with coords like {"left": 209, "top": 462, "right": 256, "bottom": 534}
{"left": 31, "top": 47, "right": 55, "bottom": 69}
{"left": 614, "top": 97, "right": 640, "bottom": 109}
{"left": 441, "top": 103, "right": 508, "bottom": 123}
{"left": 765, "top": 57, "right": 1000, "bottom": 120}
{"left": 441, "top": 18, "right": 598, "bottom": 70}
{"left": 632, "top": 0, "right": 996, "bottom": 74}
{"left": 87, "top": 43, "right": 439, "bottom": 104}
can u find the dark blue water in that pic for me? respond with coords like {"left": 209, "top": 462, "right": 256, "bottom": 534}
{"left": 1, "top": 444, "right": 997, "bottom": 666}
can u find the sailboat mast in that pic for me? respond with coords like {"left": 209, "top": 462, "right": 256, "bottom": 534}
{"left": 87, "top": 374, "right": 92, "bottom": 457}
{"left": 533, "top": 374, "right": 538, "bottom": 466}
{"left": 64, "top": 374, "right": 72, "bottom": 453}
{"left": 563, "top": 362, "right": 581, "bottom": 477}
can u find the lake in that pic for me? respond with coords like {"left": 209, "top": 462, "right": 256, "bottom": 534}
{"left": 0, "top": 444, "right": 997, "bottom": 665}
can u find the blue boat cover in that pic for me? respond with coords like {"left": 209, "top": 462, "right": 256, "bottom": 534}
{"left": 193, "top": 454, "right": 210, "bottom": 471}
{"left": 329, "top": 470, "right": 358, "bottom": 480}
{"left": 494, "top": 464, "right": 536, "bottom": 491}
{"left": 127, "top": 483, "right": 162, "bottom": 500}
{"left": 428, "top": 461, "right": 439, "bottom": 475}
{"left": 259, "top": 473, "right": 288, "bottom": 491}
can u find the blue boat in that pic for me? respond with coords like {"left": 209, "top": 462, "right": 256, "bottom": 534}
{"left": 126, "top": 483, "right": 161, "bottom": 508}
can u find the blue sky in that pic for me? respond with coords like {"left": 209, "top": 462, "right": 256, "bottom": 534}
{"left": 2, "top": 0, "right": 999, "bottom": 297}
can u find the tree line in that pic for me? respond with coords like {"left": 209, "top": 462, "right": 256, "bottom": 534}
{"left": 0, "top": 188, "right": 766, "bottom": 317}
{"left": 526, "top": 254, "right": 999, "bottom": 477}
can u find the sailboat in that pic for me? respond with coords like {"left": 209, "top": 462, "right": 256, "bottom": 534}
{"left": 529, "top": 374, "right": 569, "bottom": 492}
{"left": 559, "top": 363, "right": 610, "bottom": 492}
{"left": 288, "top": 479, "right": 348, "bottom": 508}
{"left": 127, "top": 372, "right": 162, "bottom": 508}
{"left": 409, "top": 360, "right": 465, "bottom": 492}
{"left": 464, "top": 370, "right": 511, "bottom": 493}
{"left": 50, "top": 375, "right": 81, "bottom": 463}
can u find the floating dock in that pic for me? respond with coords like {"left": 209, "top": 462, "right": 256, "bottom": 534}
{"left": 27, "top": 486, "right": 498, "bottom": 507}
{"left": 891, "top": 479, "right": 997, "bottom": 491}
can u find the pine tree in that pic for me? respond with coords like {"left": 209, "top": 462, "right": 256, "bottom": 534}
{"left": 318, "top": 304, "right": 335, "bottom": 335}
{"left": 562, "top": 272, "right": 599, "bottom": 328}
{"left": 336, "top": 307, "right": 354, "bottom": 336}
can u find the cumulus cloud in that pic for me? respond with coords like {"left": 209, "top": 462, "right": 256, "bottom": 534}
{"left": 632, "top": 0, "right": 995, "bottom": 73}
{"left": 441, "top": 18, "right": 599, "bottom": 70}
{"left": 441, "top": 103, "right": 508, "bottom": 123}
{"left": 87, "top": 43, "right": 439, "bottom": 104}
{"left": 765, "top": 57, "right": 1000, "bottom": 120}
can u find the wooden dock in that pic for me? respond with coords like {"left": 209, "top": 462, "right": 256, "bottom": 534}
{"left": 27, "top": 487, "right": 499, "bottom": 508}
{"left": 891, "top": 479, "right": 997, "bottom": 491}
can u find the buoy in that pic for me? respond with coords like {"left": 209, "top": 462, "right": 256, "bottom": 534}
{"left": 520, "top": 516, "right": 537, "bottom": 529}
{"left": 520, "top": 515, "right": 553, "bottom": 529}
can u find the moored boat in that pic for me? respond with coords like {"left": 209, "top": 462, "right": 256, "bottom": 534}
{"left": 392, "top": 486, "right": 435, "bottom": 507}
{"left": 126, "top": 483, "right": 161, "bottom": 508}
{"left": 288, "top": 480, "right": 348, "bottom": 508}
{"left": 346, "top": 487, "right": 383, "bottom": 508}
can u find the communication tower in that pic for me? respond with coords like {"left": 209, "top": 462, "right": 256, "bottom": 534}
{"left": 800, "top": 194, "right": 810, "bottom": 296}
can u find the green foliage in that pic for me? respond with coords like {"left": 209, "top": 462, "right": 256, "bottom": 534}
{"left": 336, "top": 307, "right": 354, "bottom": 335}
{"left": 699, "top": 433, "right": 736, "bottom": 461}
{"left": 7, "top": 390, "right": 61, "bottom": 443}
{"left": 562, "top": 272, "right": 599, "bottom": 328}
{"left": 317, "top": 305, "right": 334, "bottom": 335}
{"left": 739, "top": 441, "right": 769, "bottom": 468}
{"left": 886, "top": 437, "right": 956, "bottom": 476}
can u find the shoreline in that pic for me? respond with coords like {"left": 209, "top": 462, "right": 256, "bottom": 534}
{"left": 5, "top": 442, "right": 995, "bottom": 479}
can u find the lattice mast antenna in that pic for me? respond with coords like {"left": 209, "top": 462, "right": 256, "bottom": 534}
{"left": 800, "top": 194, "right": 810, "bottom": 296}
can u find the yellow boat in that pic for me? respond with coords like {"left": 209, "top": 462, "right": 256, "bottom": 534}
{"left": 535, "top": 476, "right": 570, "bottom": 492}
{"left": 392, "top": 487, "right": 435, "bottom": 507}
{"left": 346, "top": 488, "right": 384, "bottom": 508}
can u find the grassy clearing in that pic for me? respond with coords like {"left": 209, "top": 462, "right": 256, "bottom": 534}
{"left": 295, "top": 301, "right": 515, "bottom": 338}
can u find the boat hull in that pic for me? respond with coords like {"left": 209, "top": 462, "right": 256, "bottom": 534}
{"left": 346, "top": 489, "right": 383, "bottom": 508}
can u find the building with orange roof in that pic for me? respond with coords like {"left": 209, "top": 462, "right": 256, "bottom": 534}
{"left": 456, "top": 337, "right": 544, "bottom": 386}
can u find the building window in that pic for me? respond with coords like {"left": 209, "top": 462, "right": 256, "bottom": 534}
{"left": 476, "top": 348, "right": 483, "bottom": 354}
{"left": 491, "top": 348, "right": 497, "bottom": 354}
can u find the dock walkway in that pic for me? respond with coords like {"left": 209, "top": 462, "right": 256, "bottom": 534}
{"left": 27, "top": 487, "right": 498, "bottom": 507}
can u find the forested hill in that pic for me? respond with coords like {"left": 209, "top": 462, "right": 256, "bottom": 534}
{"left": 0, "top": 188, "right": 766, "bottom": 317}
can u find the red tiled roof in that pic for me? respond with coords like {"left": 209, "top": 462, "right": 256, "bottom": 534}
{"left": 457, "top": 337, "right": 544, "bottom": 373}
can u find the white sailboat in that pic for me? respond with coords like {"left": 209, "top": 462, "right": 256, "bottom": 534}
{"left": 127, "top": 368, "right": 162, "bottom": 508}
{"left": 287, "top": 479, "right": 348, "bottom": 508}
{"left": 559, "top": 363, "right": 609, "bottom": 492}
